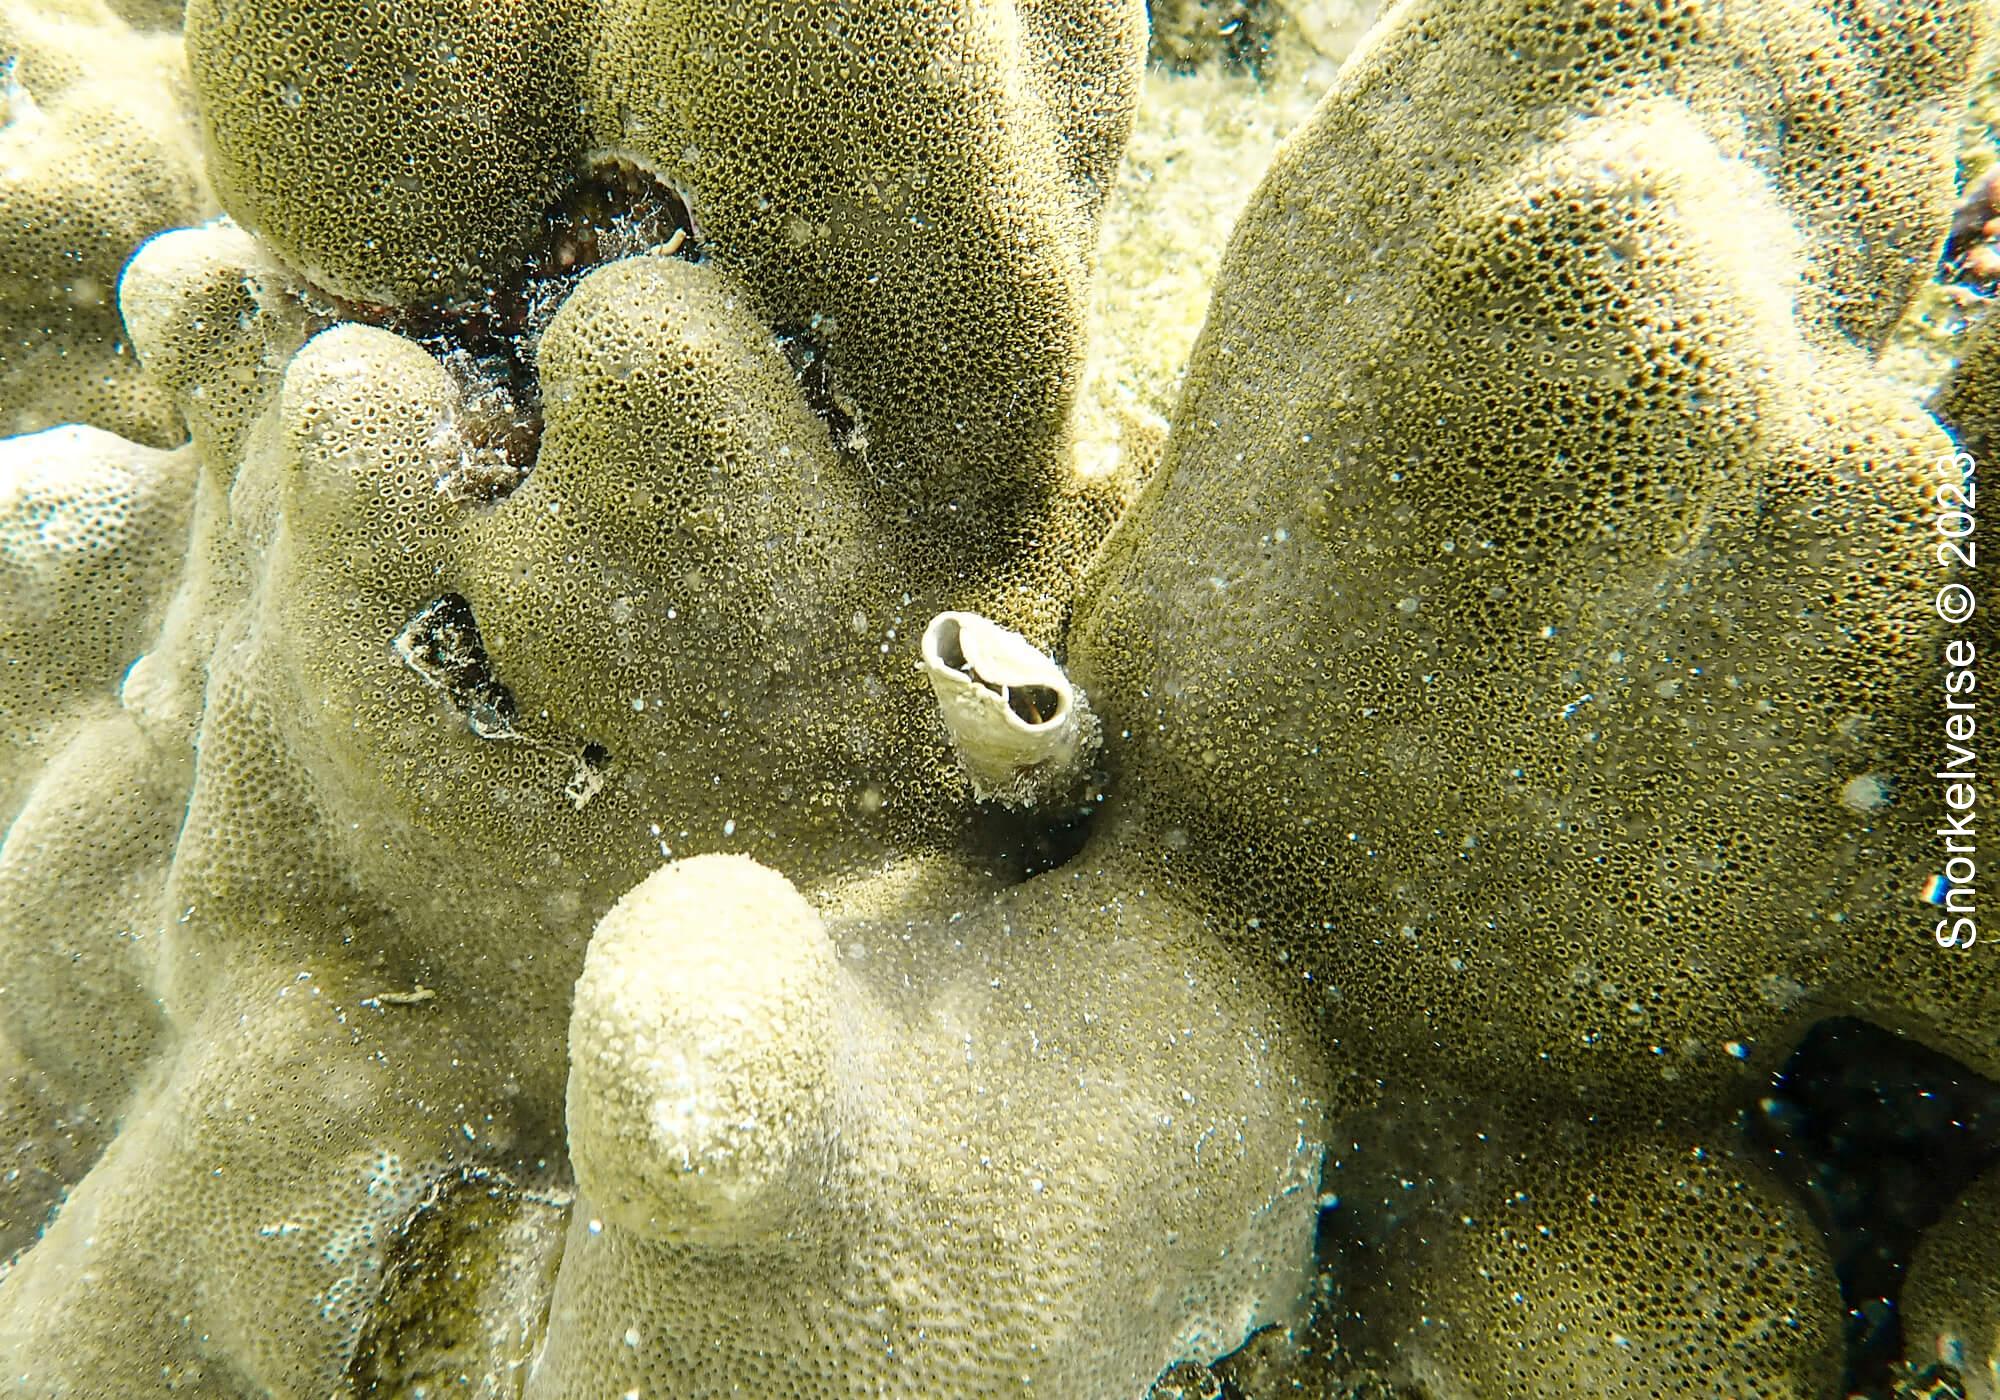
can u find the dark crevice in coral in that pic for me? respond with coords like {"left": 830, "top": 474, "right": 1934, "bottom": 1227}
{"left": 564, "top": 741, "right": 612, "bottom": 811}
{"left": 775, "top": 318, "right": 862, "bottom": 452}
{"left": 393, "top": 593, "right": 519, "bottom": 740}
{"left": 345, "top": 1166, "right": 569, "bottom": 1396}
{"left": 1272, "top": 1019, "right": 2000, "bottom": 1399}
{"left": 303, "top": 158, "right": 698, "bottom": 502}
{"left": 1747, "top": 1018, "right": 2000, "bottom": 1398}
{"left": 1009, "top": 785, "right": 1104, "bottom": 880}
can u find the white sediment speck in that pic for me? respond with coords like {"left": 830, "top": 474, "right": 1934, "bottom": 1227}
{"left": 1838, "top": 772, "right": 1891, "bottom": 814}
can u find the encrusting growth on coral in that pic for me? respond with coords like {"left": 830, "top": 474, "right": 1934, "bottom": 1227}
{"left": 1, "top": 0, "right": 1998, "bottom": 1396}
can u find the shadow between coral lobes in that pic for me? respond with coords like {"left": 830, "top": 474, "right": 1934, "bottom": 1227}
{"left": 303, "top": 158, "right": 699, "bottom": 502}
{"left": 1734, "top": 1019, "right": 2000, "bottom": 1397}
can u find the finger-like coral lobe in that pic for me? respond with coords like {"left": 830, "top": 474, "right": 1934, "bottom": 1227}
{"left": 184, "top": 0, "right": 584, "bottom": 306}
{"left": 0, "top": 0, "right": 212, "bottom": 444}
{"left": 564, "top": 856, "right": 846, "bottom": 1244}
{"left": 535, "top": 853, "right": 1330, "bottom": 1399}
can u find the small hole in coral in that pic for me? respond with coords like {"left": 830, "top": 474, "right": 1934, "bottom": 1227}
{"left": 776, "top": 320, "right": 861, "bottom": 451}
{"left": 393, "top": 593, "right": 518, "bottom": 740}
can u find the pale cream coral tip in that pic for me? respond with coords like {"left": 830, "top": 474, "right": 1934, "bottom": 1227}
{"left": 566, "top": 854, "right": 844, "bottom": 1245}
{"left": 922, "top": 609, "right": 1099, "bottom": 807}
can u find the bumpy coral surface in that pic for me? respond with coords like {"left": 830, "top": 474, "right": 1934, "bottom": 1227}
{"left": 0, "top": 0, "right": 212, "bottom": 444}
{"left": 1071, "top": 0, "right": 2000, "bottom": 1391}
{"left": 1, "top": 0, "right": 1996, "bottom": 1396}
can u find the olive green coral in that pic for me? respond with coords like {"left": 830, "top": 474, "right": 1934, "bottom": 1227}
{"left": 183, "top": 0, "right": 1141, "bottom": 630}
{"left": 1071, "top": 0, "right": 1995, "bottom": 1389}
{"left": 535, "top": 853, "right": 1326, "bottom": 1398}
{"left": 0, "top": 191, "right": 1327, "bottom": 1386}
{"left": 1, "top": 0, "right": 1326, "bottom": 1388}
{"left": 184, "top": 0, "right": 584, "bottom": 307}
{"left": 1905, "top": 1162, "right": 2000, "bottom": 1399}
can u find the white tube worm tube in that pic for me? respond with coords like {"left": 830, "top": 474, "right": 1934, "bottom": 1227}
{"left": 922, "top": 610, "right": 1098, "bottom": 808}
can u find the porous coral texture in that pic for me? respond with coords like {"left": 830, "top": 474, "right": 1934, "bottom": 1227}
{"left": 1072, "top": 0, "right": 1997, "bottom": 1392}
{"left": 0, "top": 0, "right": 213, "bottom": 444}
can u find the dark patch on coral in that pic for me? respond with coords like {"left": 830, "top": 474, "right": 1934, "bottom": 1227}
{"left": 346, "top": 1167, "right": 569, "bottom": 1396}
{"left": 1897, "top": 1362, "right": 1970, "bottom": 1399}
{"left": 393, "top": 593, "right": 519, "bottom": 740}
{"left": 302, "top": 158, "right": 698, "bottom": 500}
{"left": 776, "top": 317, "right": 862, "bottom": 452}
{"left": 944, "top": 793, "right": 1103, "bottom": 884}
{"left": 1940, "top": 165, "right": 2000, "bottom": 292}
{"left": 1014, "top": 791, "right": 1102, "bottom": 878}
{"left": 565, "top": 741, "right": 613, "bottom": 810}
{"left": 1748, "top": 1018, "right": 2000, "bottom": 1398}
{"left": 1148, "top": 1357, "right": 1238, "bottom": 1399}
